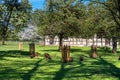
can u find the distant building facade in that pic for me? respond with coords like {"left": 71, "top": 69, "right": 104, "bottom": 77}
{"left": 43, "top": 36, "right": 116, "bottom": 48}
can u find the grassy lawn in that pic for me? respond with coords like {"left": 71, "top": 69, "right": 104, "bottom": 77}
{"left": 0, "top": 41, "right": 120, "bottom": 80}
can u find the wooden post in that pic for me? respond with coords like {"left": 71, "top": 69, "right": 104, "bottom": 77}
{"left": 66, "top": 46, "right": 70, "bottom": 61}
{"left": 90, "top": 45, "right": 97, "bottom": 58}
{"left": 61, "top": 45, "right": 72, "bottom": 62}
{"left": 29, "top": 42, "right": 35, "bottom": 58}
{"left": 19, "top": 42, "right": 23, "bottom": 50}
{"left": 61, "top": 45, "right": 66, "bottom": 62}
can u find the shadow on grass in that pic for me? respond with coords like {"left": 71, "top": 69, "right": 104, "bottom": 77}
{"left": 52, "top": 62, "right": 85, "bottom": 80}
{"left": 71, "top": 47, "right": 116, "bottom": 56}
{"left": 52, "top": 63, "right": 65, "bottom": 80}
{"left": 52, "top": 57, "right": 120, "bottom": 80}
{"left": 92, "top": 57, "right": 120, "bottom": 78}
{"left": 41, "top": 49, "right": 60, "bottom": 52}
{"left": 22, "top": 59, "right": 43, "bottom": 80}
{"left": 0, "top": 50, "right": 30, "bottom": 58}
{"left": 70, "top": 48, "right": 84, "bottom": 52}
{"left": 98, "top": 47, "right": 112, "bottom": 53}
{"left": 42, "top": 47, "right": 90, "bottom": 53}
{"left": 117, "top": 51, "right": 120, "bottom": 54}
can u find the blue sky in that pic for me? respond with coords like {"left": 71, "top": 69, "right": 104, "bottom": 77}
{"left": 29, "top": 0, "right": 90, "bottom": 10}
{"left": 29, "top": 0, "right": 45, "bottom": 10}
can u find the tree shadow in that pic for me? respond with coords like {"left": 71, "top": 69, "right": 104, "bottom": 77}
{"left": 92, "top": 57, "right": 120, "bottom": 78}
{"left": 52, "top": 62, "right": 85, "bottom": 80}
{"left": 41, "top": 49, "right": 60, "bottom": 52}
{"left": 70, "top": 48, "right": 83, "bottom": 52}
{"left": 0, "top": 50, "right": 30, "bottom": 59}
{"left": 116, "top": 51, "right": 120, "bottom": 54}
{"left": 52, "top": 57, "right": 120, "bottom": 80}
{"left": 0, "top": 67, "right": 19, "bottom": 79}
{"left": 98, "top": 47, "right": 112, "bottom": 53}
{"left": 52, "top": 63, "right": 65, "bottom": 80}
{"left": 22, "top": 59, "right": 43, "bottom": 80}
{"left": 42, "top": 48, "right": 90, "bottom": 53}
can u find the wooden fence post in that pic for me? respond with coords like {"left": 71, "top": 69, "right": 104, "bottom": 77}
{"left": 61, "top": 45, "right": 72, "bottom": 62}
{"left": 90, "top": 45, "right": 97, "bottom": 58}
{"left": 29, "top": 42, "right": 35, "bottom": 58}
{"left": 19, "top": 42, "right": 23, "bottom": 50}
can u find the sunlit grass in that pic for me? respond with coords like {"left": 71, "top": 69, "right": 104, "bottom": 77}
{"left": 0, "top": 41, "right": 120, "bottom": 80}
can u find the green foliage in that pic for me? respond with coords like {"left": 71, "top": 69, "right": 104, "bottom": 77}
{"left": 44, "top": 0, "right": 89, "bottom": 39}
{"left": 0, "top": 0, "right": 32, "bottom": 41}
{"left": 10, "top": 0, "right": 32, "bottom": 31}
{"left": 92, "top": 0, "right": 120, "bottom": 33}
{"left": 31, "top": 10, "right": 49, "bottom": 37}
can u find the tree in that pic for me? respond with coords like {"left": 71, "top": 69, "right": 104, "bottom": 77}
{"left": 31, "top": 9, "right": 49, "bottom": 45}
{"left": 0, "top": 0, "right": 20, "bottom": 45}
{"left": 92, "top": 0, "right": 120, "bottom": 53}
{"left": 79, "top": 2, "right": 102, "bottom": 46}
{"left": 92, "top": 0, "right": 120, "bottom": 26}
{"left": 0, "top": 0, "right": 32, "bottom": 45}
{"left": 45, "top": 0, "right": 84, "bottom": 50}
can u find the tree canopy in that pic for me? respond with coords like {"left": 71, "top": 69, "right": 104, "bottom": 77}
{"left": 0, "top": 0, "right": 32, "bottom": 44}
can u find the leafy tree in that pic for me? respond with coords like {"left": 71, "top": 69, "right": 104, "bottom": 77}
{"left": 45, "top": 0, "right": 84, "bottom": 50}
{"left": 0, "top": 0, "right": 32, "bottom": 45}
{"left": 31, "top": 9, "right": 49, "bottom": 45}
{"left": 92, "top": 0, "right": 120, "bottom": 53}
{"left": 79, "top": 2, "right": 101, "bottom": 46}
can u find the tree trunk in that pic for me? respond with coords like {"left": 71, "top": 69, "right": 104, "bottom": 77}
{"left": 1, "top": 39, "right": 5, "bottom": 45}
{"left": 76, "top": 38, "right": 77, "bottom": 45}
{"left": 81, "top": 38, "right": 83, "bottom": 45}
{"left": 1, "top": 6, "right": 13, "bottom": 45}
{"left": 90, "top": 45, "right": 97, "bottom": 58}
{"left": 50, "top": 36, "right": 54, "bottom": 45}
{"left": 105, "top": 38, "right": 107, "bottom": 47}
{"left": 86, "top": 38, "right": 88, "bottom": 46}
{"left": 42, "top": 36, "right": 45, "bottom": 46}
{"left": 96, "top": 35, "right": 98, "bottom": 46}
{"left": 92, "top": 36, "right": 95, "bottom": 45}
{"left": 101, "top": 36, "right": 103, "bottom": 47}
{"left": 112, "top": 37, "right": 117, "bottom": 53}
{"left": 43, "top": 37, "right": 45, "bottom": 46}
{"left": 1, "top": 29, "right": 7, "bottom": 45}
{"left": 58, "top": 33, "right": 63, "bottom": 51}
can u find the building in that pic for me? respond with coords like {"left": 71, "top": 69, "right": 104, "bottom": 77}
{"left": 43, "top": 36, "right": 115, "bottom": 48}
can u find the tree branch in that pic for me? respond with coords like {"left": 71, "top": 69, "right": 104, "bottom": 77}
{"left": 92, "top": 1, "right": 120, "bottom": 27}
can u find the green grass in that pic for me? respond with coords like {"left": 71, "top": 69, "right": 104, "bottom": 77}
{"left": 0, "top": 41, "right": 120, "bottom": 80}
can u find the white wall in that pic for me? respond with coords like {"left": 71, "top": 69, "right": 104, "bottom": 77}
{"left": 44, "top": 36, "right": 117, "bottom": 48}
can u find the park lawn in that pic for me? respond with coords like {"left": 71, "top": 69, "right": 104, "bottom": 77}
{"left": 0, "top": 41, "right": 120, "bottom": 80}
